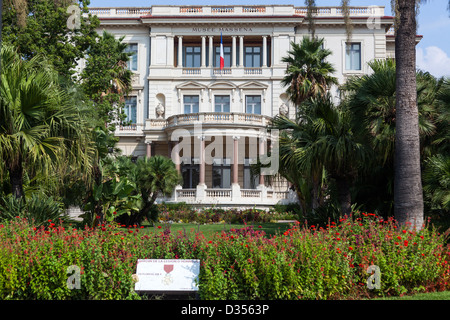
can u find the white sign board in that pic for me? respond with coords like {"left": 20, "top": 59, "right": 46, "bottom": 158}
{"left": 134, "top": 259, "right": 200, "bottom": 293}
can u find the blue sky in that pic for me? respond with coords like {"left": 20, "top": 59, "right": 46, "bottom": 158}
{"left": 88, "top": 0, "right": 450, "bottom": 78}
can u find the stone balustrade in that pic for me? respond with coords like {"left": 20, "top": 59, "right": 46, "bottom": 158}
{"left": 145, "top": 112, "right": 271, "bottom": 130}
{"left": 88, "top": 5, "right": 386, "bottom": 18}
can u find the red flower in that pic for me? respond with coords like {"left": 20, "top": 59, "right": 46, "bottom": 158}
{"left": 348, "top": 246, "right": 354, "bottom": 251}
{"left": 157, "top": 226, "right": 162, "bottom": 229}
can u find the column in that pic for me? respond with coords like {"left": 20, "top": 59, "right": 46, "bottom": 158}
{"left": 171, "top": 139, "right": 181, "bottom": 174}
{"left": 262, "top": 36, "right": 267, "bottom": 67}
{"left": 170, "top": 139, "right": 182, "bottom": 201}
{"left": 146, "top": 141, "right": 152, "bottom": 158}
{"left": 259, "top": 136, "right": 265, "bottom": 186}
{"left": 232, "top": 136, "right": 240, "bottom": 185}
{"left": 231, "top": 36, "right": 237, "bottom": 68}
{"left": 231, "top": 136, "right": 241, "bottom": 200}
{"left": 271, "top": 36, "right": 275, "bottom": 67}
{"left": 201, "top": 36, "right": 206, "bottom": 67}
{"left": 198, "top": 135, "right": 206, "bottom": 186}
{"left": 196, "top": 135, "right": 207, "bottom": 201}
{"left": 177, "top": 36, "right": 183, "bottom": 68}
{"left": 208, "top": 36, "right": 214, "bottom": 67}
{"left": 239, "top": 36, "right": 244, "bottom": 67}
{"left": 167, "top": 35, "right": 175, "bottom": 67}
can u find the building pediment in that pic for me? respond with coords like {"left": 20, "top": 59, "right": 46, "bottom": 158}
{"left": 176, "top": 81, "right": 208, "bottom": 90}
{"left": 208, "top": 81, "right": 237, "bottom": 90}
{"left": 238, "top": 81, "right": 269, "bottom": 90}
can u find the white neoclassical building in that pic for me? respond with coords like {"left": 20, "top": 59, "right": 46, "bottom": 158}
{"left": 86, "top": 4, "right": 420, "bottom": 209}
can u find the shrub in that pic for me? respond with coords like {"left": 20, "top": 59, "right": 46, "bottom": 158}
{"left": 0, "top": 193, "right": 66, "bottom": 228}
{"left": 0, "top": 213, "right": 448, "bottom": 300}
{"left": 156, "top": 205, "right": 296, "bottom": 224}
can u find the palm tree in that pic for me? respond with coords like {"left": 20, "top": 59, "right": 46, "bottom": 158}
{"left": 423, "top": 154, "right": 450, "bottom": 212}
{"left": 422, "top": 78, "right": 450, "bottom": 214}
{"left": 342, "top": 59, "right": 440, "bottom": 165}
{"left": 281, "top": 36, "right": 338, "bottom": 108}
{"left": 303, "top": 0, "right": 450, "bottom": 229}
{"left": 393, "top": 0, "right": 424, "bottom": 229}
{"left": 0, "top": 45, "right": 95, "bottom": 198}
{"left": 272, "top": 93, "right": 370, "bottom": 215}
{"left": 341, "top": 59, "right": 442, "bottom": 216}
{"left": 127, "top": 155, "right": 182, "bottom": 226}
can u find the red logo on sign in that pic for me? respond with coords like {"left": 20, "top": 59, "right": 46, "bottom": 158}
{"left": 164, "top": 265, "right": 174, "bottom": 274}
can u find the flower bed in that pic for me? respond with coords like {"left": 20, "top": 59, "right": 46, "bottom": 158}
{"left": 0, "top": 213, "right": 448, "bottom": 300}
{"left": 156, "top": 205, "right": 297, "bottom": 224}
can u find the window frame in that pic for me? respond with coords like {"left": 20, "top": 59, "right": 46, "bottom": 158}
{"left": 214, "top": 95, "right": 231, "bottom": 113}
{"left": 244, "top": 46, "right": 262, "bottom": 68}
{"left": 343, "top": 40, "right": 364, "bottom": 73}
{"left": 123, "top": 96, "right": 137, "bottom": 124}
{"left": 124, "top": 43, "right": 138, "bottom": 72}
{"left": 214, "top": 46, "right": 231, "bottom": 68}
{"left": 181, "top": 160, "right": 200, "bottom": 189}
{"left": 243, "top": 158, "right": 259, "bottom": 189}
{"left": 212, "top": 158, "right": 231, "bottom": 188}
{"left": 183, "top": 95, "right": 200, "bottom": 114}
{"left": 245, "top": 95, "right": 262, "bottom": 114}
{"left": 184, "top": 46, "right": 202, "bottom": 68}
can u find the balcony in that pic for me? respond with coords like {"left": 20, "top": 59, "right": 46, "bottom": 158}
{"left": 157, "top": 187, "right": 298, "bottom": 208}
{"left": 145, "top": 112, "right": 271, "bottom": 131}
{"left": 88, "top": 5, "right": 386, "bottom": 18}
{"left": 150, "top": 66, "right": 270, "bottom": 79}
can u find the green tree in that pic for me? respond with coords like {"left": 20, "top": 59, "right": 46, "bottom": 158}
{"left": 80, "top": 30, "right": 132, "bottom": 129}
{"left": 2, "top": 0, "right": 100, "bottom": 80}
{"left": 272, "top": 94, "right": 370, "bottom": 215}
{"left": 0, "top": 46, "right": 94, "bottom": 198}
{"left": 128, "top": 156, "right": 182, "bottom": 226}
{"left": 341, "top": 59, "right": 444, "bottom": 216}
{"left": 281, "top": 36, "right": 338, "bottom": 109}
{"left": 302, "top": 0, "right": 450, "bottom": 229}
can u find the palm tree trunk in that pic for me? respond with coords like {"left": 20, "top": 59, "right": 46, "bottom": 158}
{"left": 129, "top": 192, "right": 159, "bottom": 226}
{"left": 9, "top": 154, "right": 24, "bottom": 199}
{"left": 335, "top": 176, "right": 351, "bottom": 215}
{"left": 394, "top": 0, "right": 424, "bottom": 230}
{"left": 10, "top": 166, "right": 24, "bottom": 199}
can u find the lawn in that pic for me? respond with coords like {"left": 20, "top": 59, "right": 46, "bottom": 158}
{"left": 376, "top": 290, "right": 450, "bottom": 300}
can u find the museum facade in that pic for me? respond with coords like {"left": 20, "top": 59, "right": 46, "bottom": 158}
{"left": 86, "top": 4, "right": 411, "bottom": 208}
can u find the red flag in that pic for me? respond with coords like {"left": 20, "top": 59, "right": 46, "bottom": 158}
{"left": 220, "top": 32, "right": 224, "bottom": 70}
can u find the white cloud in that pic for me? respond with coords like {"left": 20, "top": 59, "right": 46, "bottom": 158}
{"left": 416, "top": 46, "right": 450, "bottom": 78}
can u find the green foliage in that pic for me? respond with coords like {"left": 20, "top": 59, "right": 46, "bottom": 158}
{"left": 82, "top": 155, "right": 181, "bottom": 227}
{"left": 0, "top": 213, "right": 448, "bottom": 300}
{"left": 0, "top": 45, "right": 95, "bottom": 198}
{"left": 423, "top": 154, "right": 450, "bottom": 212}
{"left": 0, "top": 193, "right": 66, "bottom": 228}
{"left": 80, "top": 30, "right": 133, "bottom": 128}
{"left": 281, "top": 36, "right": 338, "bottom": 107}
{"left": 2, "top": 0, "right": 100, "bottom": 80}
